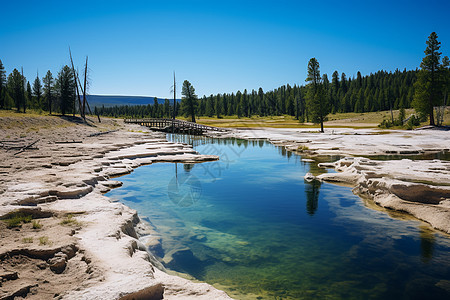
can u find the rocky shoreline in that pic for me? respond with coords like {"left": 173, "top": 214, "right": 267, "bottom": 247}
{"left": 211, "top": 127, "right": 450, "bottom": 234}
{"left": 0, "top": 116, "right": 231, "bottom": 300}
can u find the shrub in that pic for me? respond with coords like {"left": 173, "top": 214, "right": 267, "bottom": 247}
{"left": 397, "top": 108, "right": 406, "bottom": 125}
{"left": 405, "top": 115, "right": 421, "bottom": 130}
{"left": 378, "top": 119, "right": 393, "bottom": 129}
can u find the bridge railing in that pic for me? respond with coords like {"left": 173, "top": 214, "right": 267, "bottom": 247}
{"left": 124, "top": 118, "right": 229, "bottom": 132}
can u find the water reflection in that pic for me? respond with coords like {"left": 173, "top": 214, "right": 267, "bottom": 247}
{"left": 304, "top": 179, "right": 321, "bottom": 216}
{"left": 168, "top": 163, "right": 201, "bottom": 207}
{"left": 183, "top": 163, "right": 194, "bottom": 172}
{"left": 420, "top": 226, "right": 435, "bottom": 263}
{"left": 166, "top": 133, "right": 268, "bottom": 150}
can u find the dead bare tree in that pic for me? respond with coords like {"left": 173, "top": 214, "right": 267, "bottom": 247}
{"left": 83, "top": 56, "right": 88, "bottom": 117}
{"left": 69, "top": 47, "right": 84, "bottom": 120}
{"left": 170, "top": 71, "right": 176, "bottom": 119}
{"left": 76, "top": 72, "right": 93, "bottom": 116}
{"left": 68, "top": 49, "right": 97, "bottom": 122}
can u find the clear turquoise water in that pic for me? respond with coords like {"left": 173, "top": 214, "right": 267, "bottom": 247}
{"left": 106, "top": 135, "right": 450, "bottom": 299}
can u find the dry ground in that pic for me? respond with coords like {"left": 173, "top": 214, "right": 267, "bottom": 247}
{"left": 0, "top": 113, "right": 121, "bottom": 299}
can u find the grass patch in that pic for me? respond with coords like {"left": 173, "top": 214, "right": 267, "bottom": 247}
{"left": 60, "top": 214, "right": 82, "bottom": 227}
{"left": 4, "top": 212, "right": 33, "bottom": 228}
{"left": 191, "top": 109, "right": 450, "bottom": 129}
{"left": 22, "top": 237, "right": 34, "bottom": 243}
{"left": 193, "top": 111, "right": 398, "bottom": 129}
{"left": 39, "top": 236, "right": 52, "bottom": 246}
{"left": 297, "top": 145, "right": 309, "bottom": 152}
{"left": 32, "top": 220, "right": 42, "bottom": 229}
{"left": 0, "top": 109, "right": 48, "bottom": 118}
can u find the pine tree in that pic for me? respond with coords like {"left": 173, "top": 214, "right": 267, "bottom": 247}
{"left": 240, "top": 89, "right": 249, "bottom": 117}
{"left": 164, "top": 98, "right": 170, "bottom": 117}
{"left": 7, "top": 69, "right": 24, "bottom": 112}
{"left": 413, "top": 32, "right": 444, "bottom": 125}
{"left": 227, "top": 93, "right": 235, "bottom": 115}
{"left": 357, "top": 71, "right": 362, "bottom": 88}
{"left": 215, "top": 94, "right": 223, "bottom": 118}
{"left": 26, "top": 81, "right": 32, "bottom": 109}
{"left": 205, "top": 95, "right": 214, "bottom": 117}
{"left": 33, "top": 73, "right": 43, "bottom": 109}
{"left": 286, "top": 94, "right": 294, "bottom": 115}
{"left": 258, "top": 87, "right": 265, "bottom": 116}
{"left": 341, "top": 73, "right": 348, "bottom": 94}
{"left": 305, "top": 58, "right": 329, "bottom": 132}
{"left": 56, "top": 65, "right": 75, "bottom": 116}
{"left": 0, "top": 59, "right": 6, "bottom": 109}
{"left": 153, "top": 97, "right": 159, "bottom": 117}
{"left": 181, "top": 80, "right": 198, "bottom": 122}
{"left": 43, "top": 70, "right": 54, "bottom": 114}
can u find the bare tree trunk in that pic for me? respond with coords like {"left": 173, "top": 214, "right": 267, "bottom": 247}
{"left": 76, "top": 74, "right": 93, "bottom": 116}
{"left": 69, "top": 47, "right": 84, "bottom": 120}
{"left": 21, "top": 67, "right": 25, "bottom": 113}
{"left": 83, "top": 56, "right": 88, "bottom": 117}
{"left": 173, "top": 71, "right": 176, "bottom": 120}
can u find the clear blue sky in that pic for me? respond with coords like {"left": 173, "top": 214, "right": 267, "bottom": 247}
{"left": 1, "top": 0, "right": 449, "bottom": 98}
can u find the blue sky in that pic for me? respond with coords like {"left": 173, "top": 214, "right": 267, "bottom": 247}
{"left": 1, "top": 0, "right": 449, "bottom": 98}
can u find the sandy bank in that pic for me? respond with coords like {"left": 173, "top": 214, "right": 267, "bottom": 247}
{"left": 0, "top": 116, "right": 231, "bottom": 299}
{"left": 210, "top": 127, "right": 450, "bottom": 234}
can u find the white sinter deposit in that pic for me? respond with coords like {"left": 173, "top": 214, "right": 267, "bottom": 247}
{"left": 0, "top": 118, "right": 231, "bottom": 300}
{"left": 212, "top": 127, "right": 450, "bottom": 233}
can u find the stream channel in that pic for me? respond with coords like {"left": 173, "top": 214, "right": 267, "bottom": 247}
{"left": 106, "top": 134, "right": 450, "bottom": 299}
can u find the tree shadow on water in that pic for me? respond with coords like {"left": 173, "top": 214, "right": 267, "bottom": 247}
{"left": 419, "top": 226, "right": 435, "bottom": 263}
{"left": 304, "top": 179, "right": 321, "bottom": 216}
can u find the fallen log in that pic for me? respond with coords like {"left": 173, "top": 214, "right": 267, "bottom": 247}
{"left": 12, "top": 140, "right": 40, "bottom": 155}
{"left": 54, "top": 140, "right": 83, "bottom": 144}
{"left": 87, "top": 130, "right": 118, "bottom": 137}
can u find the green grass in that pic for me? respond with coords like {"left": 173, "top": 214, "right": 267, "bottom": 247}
{"left": 22, "top": 237, "right": 34, "bottom": 243}
{"left": 297, "top": 145, "right": 310, "bottom": 152}
{"left": 32, "top": 220, "right": 42, "bottom": 229}
{"left": 192, "top": 111, "right": 405, "bottom": 129}
{"left": 0, "top": 108, "right": 48, "bottom": 118}
{"left": 39, "top": 236, "right": 52, "bottom": 246}
{"left": 60, "top": 214, "right": 81, "bottom": 226}
{"left": 190, "top": 108, "right": 450, "bottom": 129}
{"left": 4, "top": 212, "right": 33, "bottom": 228}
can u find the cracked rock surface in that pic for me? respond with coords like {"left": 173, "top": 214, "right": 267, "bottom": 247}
{"left": 0, "top": 116, "right": 229, "bottom": 300}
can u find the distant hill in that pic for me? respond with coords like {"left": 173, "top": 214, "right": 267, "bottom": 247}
{"left": 87, "top": 95, "right": 180, "bottom": 108}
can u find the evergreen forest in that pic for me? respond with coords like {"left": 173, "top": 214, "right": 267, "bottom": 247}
{"left": 95, "top": 68, "right": 418, "bottom": 121}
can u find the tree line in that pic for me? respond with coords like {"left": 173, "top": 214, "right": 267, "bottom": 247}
{"left": 95, "top": 68, "right": 420, "bottom": 121}
{"left": 303, "top": 32, "right": 449, "bottom": 129}
{"left": 94, "top": 97, "right": 180, "bottom": 119}
{"left": 0, "top": 61, "right": 78, "bottom": 116}
{"left": 97, "top": 33, "right": 449, "bottom": 128}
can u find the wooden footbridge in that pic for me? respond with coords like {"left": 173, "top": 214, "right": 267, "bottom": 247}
{"left": 124, "top": 118, "right": 229, "bottom": 135}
